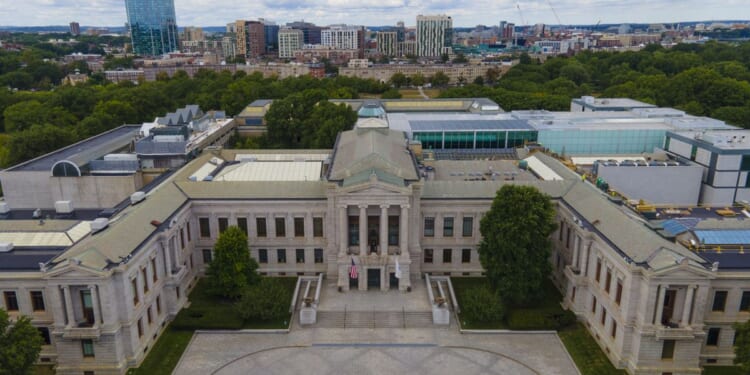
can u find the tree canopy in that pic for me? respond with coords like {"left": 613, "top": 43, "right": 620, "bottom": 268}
{"left": 0, "top": 308, "right": 44, "bottom": 375}
{"left": 478, "top": 185, "right": 557, "bottom": 306}
{"left": 734, "top": 320, "right": 750, "bottom": 372}
{"left": 205, "top": 226, "right": 259, "bottom": 299}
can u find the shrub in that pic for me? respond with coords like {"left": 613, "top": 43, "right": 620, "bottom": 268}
{"left": 460, "top": 285, "right": 505, "bottom": 323}
{"left": 171, "top": 306, "right": 243, "bottom": 330}
{"left": 236, "top": 278, "right": 293, "bottom": 322}
{"left": 507, "top": 308, "right": 577, "bottom": 330}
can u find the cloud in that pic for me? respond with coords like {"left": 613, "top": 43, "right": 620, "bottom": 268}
{"left": 0, "top": 0, "right": 745, "bottom": 27}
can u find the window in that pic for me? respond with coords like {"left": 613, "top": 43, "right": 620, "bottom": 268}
{"left": 256, "top": 218, "right": 267, "bottom": 237}
{"left": 661, "top": 340, "right": 675, "bottom": 360}
{"left": 424, "top": 217, "right": 435, "bottom": 237}
{"left": 186, "top": 223, "right": 191, "bottom": 242}
{"left": 202, "top": 249, "right": 213, "bottom": 264}
{"left": 275, "top": 218, "right": 286, "bottom": 237}
{"left": 348, "top": 215, "right": 359, "bottom": 246}
{"left": 30, "top": 291, "right": 45, "bottom": 311}
{"left": 151, "top": 258, "right": 158, "bottom": 282}
{"left": 443, "top": 217, "right": 454, "bottom": 237}
{"left": 566, "top": 227, "right": 572, "bottom": 249}
{"left": 690, "top": 145, "right": 698, "bottom": 161}
{"left": 611, "top": 320, "right": 617, "bottom": 338}
{"left": 314, "top": 248, "right": 324, "bottom": 264}
{"left": 142, "top": 269, "right": 149, "bottom": 293}
{"left": 131, "top": 279, "right": 139, "bottom": 306}
{"left": 237, "top": 218, "right": 248, "bottom": 236}
{"left": 189, "top": 253, "right": 194, "bottom": 270}
{"left": 741, "top": 291, "right": 750, "bottom": 312}
{"left": 179, "top": 228, "right": 185, "bottom": 249}
{"left": 424, "top": 249, "right": 433, "bottom": 263}
{"left": 82, "top": 339, "right": 95, "bottom": 357}
{"left": 294, "top": 218, "right": 304, "bottom": 237}
{"left": 713, "top": 291, "right": 728, "bottom": 312}
{"left": 595, "top": 259, "right": 602, "bottom": 282}
{"left": 3, "top": 291, "right": 18, "bottom": 311}
{"left": 591, "top": 296, "right": 597, "bottom": 313}
{"left": 156, "top": 296, "right": 162, "bottom": 315}
{"left": 296, "top": 249, "right": 305, "bottom": 263}
{"left": 258, "top": 249, "right": 268, "bottom": 263}
{"left": 218, "top": 218, "right": 229, "bottom": 233}
{"left": 313, "top": 217, "right": 323, "bottom": 237}
{"left": 137, "top": 318, "right": 144, "bottom": 338}
{"left": 605, "top": 269, "right": 612, "bottom": 294}
{"left": 462, "top": 217, "right": 473, "bottom": 237}
{"left": 559, "top": 222, "right": 564, "bottom": 241}
{"left": 601, "top": 308, "right": 607, "bottom": 326}
{"left": 277, "top": 249, "right": 286, "bottom": 263}
{"left": 147, "top": 306, "right": 153, "bottom": 325}
{"left": 176, "top": 287, "right": 180, "bottom": 299}
{"left": 37, "top": 327, "right": 51, "bottom": 345}
{"left": 461, "top": 249, "right": 471, "bottom": 263}
{"left": 664, "top": 136, "right": 671, "bottom": 151}
{"left": 615, "top": 280, "right": 623, "bottom": 305}
{"left": 571, "top": 287, "right": 576, "bottom": 302}
{"left": 443, "top": 249, "right": 452, "bottom": 264}
{"left": 388, "top": 216, "right": 399, "bottom": 245}
{"left": 707, "top": 328, "right": 721, "bottom": 346}
{"left": 199, "top": 218, "right": 210, "bottom": 238}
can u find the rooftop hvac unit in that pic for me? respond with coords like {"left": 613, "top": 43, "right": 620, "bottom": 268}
{"left": 0, "top": 243, "right": 13, "bottom": 252}
{"left": 0, "top": 202, "right": 9, "bottom": 214}
{"left": 90, "top": 218, "right": 109, "bottom": 233}
{"left": 54, "top": 200, "right": 74, "bottom": 214}
{"left": 130, "top": 191, "right": 146, "bottom": 205}
{"left": 103, "top": 153, "right": 138, "bottom": 161}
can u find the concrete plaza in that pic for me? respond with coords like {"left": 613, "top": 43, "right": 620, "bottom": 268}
{"left": 173, "top": 327, "right": 580, "bottom": 375}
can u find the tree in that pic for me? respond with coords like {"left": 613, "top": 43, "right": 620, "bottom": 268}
{"left": 440, "top": 53, "right": 450, "bottom": 63}
{"left": 206, "top": 226, "right": 259, "bottom": 299}
{"left": 452, "top": 53, "right": 468, "bottom": 64}
{"left": 381, "top": 88, "right": 402, "bottom": 99}
{"left": 389, "top": 72, "right": 407, "bottom": 88}
{"left": 461, "top": 285, "right": 505, "bottom": 323}
{"left": 306, "top": 101, "right": 357, "bottom": 148}
{"left": 0, "top": 308, "right": 44, "bottom": 375}
{"left": 411, "top": 73, "right": 425, "bottom": 87}
{"left": 478, "top": 185, "right": 557, "bottom": 306}
{"left": 429, "top": 71, "right": 450, "bottom": 87}
{"left": 735, "top": 320, "right": 750, "bottom": 372}
{"left": 236, "top": 278, "right": 293, "bottom": 321}
{"left": 473, "top": 76, "right": 485, "bottom": 85}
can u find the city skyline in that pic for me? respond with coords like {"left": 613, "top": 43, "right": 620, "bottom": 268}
{"left": 1, "top": 0, "right": 748, "bottom": 28}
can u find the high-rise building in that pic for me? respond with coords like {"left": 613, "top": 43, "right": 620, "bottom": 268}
{"left": 125, "top": 0, "right": 179, "bottom": 56}
{"left": 69, "top": 22, "right": 80, "bottom": 36}
{"left": 377, "top": 31, "right": 397, "bottom": 57}
{"left": 286, "top": 21, "right": 322, "bottom": 45}
{"left": 182, "top": 26, "right": 204, "bottom": 42}
{"left": 416, "top": 14, "right": 453, "bottom": 57}
{"left": 321, "top": 25, "right": 364, "bottom": 57}
{"left": 278, "top": 28, "right": 304, "bottom": 58}
{"left": 235, "top": 20, "right": 266, "bottom": 58}
{"left": 261, "top": 20, "right": 280, "bottom": 55}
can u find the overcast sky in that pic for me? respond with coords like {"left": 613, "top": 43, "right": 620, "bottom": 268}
{"left": 0, "top": 0, "right": 747, "bottom": 27}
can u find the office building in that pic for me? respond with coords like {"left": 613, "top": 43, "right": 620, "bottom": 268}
{"left": 125, "top": 0, "right": 179, "bottom": 55}
{"left": 182, "top": 26, "right": 204, "bottom": 42}
{"left": 321, "top": 25, "right": 365, "bottom": 58}
{"left": 69, "top": 22, "right": 80, "bottom": 36}
{"left": 278, "top": 28, "right": 304, "bottom": 59}
{"left": 286, "top": 21, "right": 322, "bottom": 44}
{"left": 377, "top": 31, "right": 397, "bottom": 57}
{"left": 261, "top": 20, "right": 280, "bottom": 55}
{"left": 416, "top": 14, "right": 453, "bottom": 57}
{"left": 235, "top": 20, "right": 265, "bottom": 58}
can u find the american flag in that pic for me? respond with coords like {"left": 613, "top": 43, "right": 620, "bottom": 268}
{"left": 349, "top": 258, "right": 358, "bottom": 279}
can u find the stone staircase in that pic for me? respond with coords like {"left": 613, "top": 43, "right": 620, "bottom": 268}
{"left": 311, "top": 310, "right": 435, "bottom": 328}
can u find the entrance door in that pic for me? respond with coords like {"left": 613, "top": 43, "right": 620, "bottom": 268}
{"left": 389, "top": 272, "right": 399, "bottom": 290}
{"left": 367, "top": 268, "right": 380, "bottom": 289}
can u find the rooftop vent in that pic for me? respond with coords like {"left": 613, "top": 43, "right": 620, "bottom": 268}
{"left": 32, "top": 208, "right": 42, "bottom": 219}
{"left": 130, "top": 191, "right": 146, "bottom": 205}
{"left": 0, "top": 242, "right": 13, "bottom": 253}
{"left": 54, "top": 200, "right": 74, "bottom": 214}
{"left": 0, "top": 202, "right": 9, "bottom": 215}
{"left": 90, "top": 218, "right": 109, "bottom": 233}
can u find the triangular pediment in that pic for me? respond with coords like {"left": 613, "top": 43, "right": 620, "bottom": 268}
{"left": 650, "top": 261, "right": 714, "bottom": 279}
{"left": 44, "top": 261, "right": 107, "bottom": 279}
{"left": 342, "top": 181, "right": 410, "bottom": 196}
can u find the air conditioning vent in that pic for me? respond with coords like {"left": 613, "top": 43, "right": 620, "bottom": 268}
{"left": 90, "top": 218, "right": 109, "bottom": 233}
{"left": 0, "top": 242, "right": 14, "bottom": 252}
{"left": 130, "top": 191, "right": 146, "bottom": 205}
{"left": 54, "top": 200, "right": 74, "bottom": 214}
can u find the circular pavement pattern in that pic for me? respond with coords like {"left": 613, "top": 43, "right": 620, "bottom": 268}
{"left": 212, "top": 345, "right": 539, "bottom": 375}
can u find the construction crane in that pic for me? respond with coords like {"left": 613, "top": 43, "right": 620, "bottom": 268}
{"left": 546, "top": 0, "right": 562, "bottom": 35}
{"left": 516, "top": 3, "right": 526, "bottom": 46}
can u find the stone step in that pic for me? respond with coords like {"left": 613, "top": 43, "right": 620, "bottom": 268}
{"left": 309, "top": 311, "right": 437, "bottom": 328}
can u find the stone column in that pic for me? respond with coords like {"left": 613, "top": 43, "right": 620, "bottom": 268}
{"left": 581, "top": 242, "right": 590, "bottom": 276}
{"left": 63, "top": 286, "right": 75, "bottom": 328}
{"left": 654, "top": 285, "right": 668, "bottom": 326}
{"left": 89, "top": 285, "right": 101, "bottom": 327}
{"left": 682, "top": 286, "right": 696, "bottom": 327}
{"left": 339, "top": 205, "right": 347, "bottom": 255}
{"left": 400, "top": 205, "right": 409, "bottom": 255}
{"left": 359, "top": 204, "right": 367, "bottom": 255}
{"left": 380, "top": 205, "right": 389, "bottom": 255}
{"left": 572, "top": 236, "right": 580, "bottom": 268}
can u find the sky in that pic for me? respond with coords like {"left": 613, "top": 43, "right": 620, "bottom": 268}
{"left": 0, "top": 0, "right": 747, "bottom": 28}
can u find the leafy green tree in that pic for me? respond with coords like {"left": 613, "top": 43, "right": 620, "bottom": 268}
{"left": 236, "top": 278, "right": 293, "bottom": 321}
{"left": 92, "top": 100, "right": 137, "bottom": 126}
{"left": 381, "top": 88, "right": 402, "bottom": 99}
{"left": 0, "top": 308, "right": 44, "bottom": 375}
{"left": 389, "top": 72, "right": 407, "bottom": 88}
{"left": 5, "top": 124, "right": 77, "bottom": 166}
{"left": 440, "top": 53, "right": 449, "bottom": 63}
{"left": 473, "top": 76, "right": 484, "bottom": 85}
{"left": 734, "top": 320, "right": 750, "bottom": 372}
{"left": 559, "top": 64, "right": 590, "bottom": 85}
{"left": 461, "top": 285, "right": 505, "bottom": 323}
{"left": 411, "top": 73, "right": 426, "bottom": 87}
{"left": 429, "top": 71, "right": 450, "bottom": 87}
{"left": 3, "top": 100, "right": 76, "bottom": 132}
{"left": 479, "top": 185, "right": 557, "bottom": 306}
{"left": 264, "top": 89, "right": 328, "bottom": 148}
{"left": 306, "top": 101, "right": 357, "bottom": 148}
{"left": 452, "top": 53, "right": 468, "bottom": 64}
{"left": 206, "top": 226, "right": 259, "bottom": 299}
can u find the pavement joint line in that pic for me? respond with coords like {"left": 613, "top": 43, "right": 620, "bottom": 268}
{"left": 311, "top": 342, "right": 437, "bottom": 347}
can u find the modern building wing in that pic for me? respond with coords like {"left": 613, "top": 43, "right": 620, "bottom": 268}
{"left": 125, "top": 0, "right": 178, "bottom": 55}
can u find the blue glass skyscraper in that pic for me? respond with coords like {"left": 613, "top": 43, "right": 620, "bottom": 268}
{"left": 125, "top": 0, "right": 179, "bottom": 56}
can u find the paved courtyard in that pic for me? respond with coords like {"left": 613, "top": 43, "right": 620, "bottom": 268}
{"left": 173, "top": 328, "right": 580, "bottom": 375}
{"left": 317, "top": 275, "right": 432, "bottom": 312}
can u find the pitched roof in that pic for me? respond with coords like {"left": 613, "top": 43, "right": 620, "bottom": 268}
{"left": 328, "top": 128, "right": 419, "bottom": 182}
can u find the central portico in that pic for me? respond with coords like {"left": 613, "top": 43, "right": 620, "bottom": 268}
{"left": 326, "top": 123, "right": 422, "bottom": 292}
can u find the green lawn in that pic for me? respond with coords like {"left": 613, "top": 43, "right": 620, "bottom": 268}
{"left": 558, "top": 323, "right": 625, "bottom": 375}
{"left": 127, "top": 277, "right": 298, "bottom": 375}
{"left": 703, "top": 366, "right": 745, "bottom": 375}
